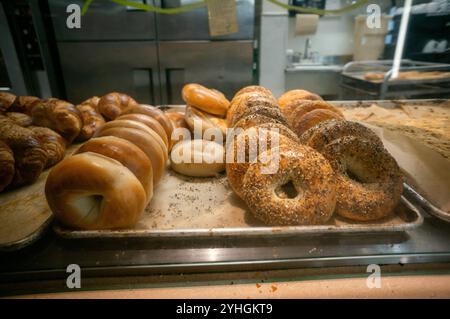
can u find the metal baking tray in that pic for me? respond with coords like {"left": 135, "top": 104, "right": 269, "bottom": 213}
{"left": 53, "top": 171, "right": 423, "bottom": 239}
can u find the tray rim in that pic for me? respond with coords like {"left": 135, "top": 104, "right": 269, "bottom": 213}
{"left": 52, "top": 196, "right": 423, "bottom": 239}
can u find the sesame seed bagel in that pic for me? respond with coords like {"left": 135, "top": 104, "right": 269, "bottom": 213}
{"left": 321, "top": 136, "right": 403, "bottom": 221}
{"left": 234, "top": 86, "right": 275, "bottom": 99}
{"left": 299, "top": 120, "right": 384, "bottom": 152}
{"left": 231, "top": 105, "right": 288, "bottom": 128}
{"left": 291, "top": 108, "right": 344, "bottom": 137}
{"left": 241, "top": 145, "right": 336, "bottom": 226}
{"left": 226, "top": 127, "right": 298, "bottom": 199}
{"left": 227, "top": 94, "right": 278, "bottom": 126}
{"left": 233, "top": 113, "right": 286, "bottom": 131}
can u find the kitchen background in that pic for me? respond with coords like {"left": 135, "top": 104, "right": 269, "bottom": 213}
{"left": 1, "top": 0, "right": 449, "bottom": 103}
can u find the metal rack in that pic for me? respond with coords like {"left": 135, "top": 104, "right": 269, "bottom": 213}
{"left": 340, "top": 59, "right": 450, "bottom": 100}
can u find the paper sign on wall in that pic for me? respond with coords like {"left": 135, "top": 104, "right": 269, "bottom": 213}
{"left": 207, "top": 0, "right": 239, "bottom": 37}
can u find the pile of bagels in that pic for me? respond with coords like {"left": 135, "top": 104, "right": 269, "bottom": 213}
{"left": 45, "top": 95, "right": 174, "bottom": 230}
{"left": 169, "top": 84, "right": 230, "bottom": 177}
{"left": 226, "top": 86, "right": 403, "bottom": 225}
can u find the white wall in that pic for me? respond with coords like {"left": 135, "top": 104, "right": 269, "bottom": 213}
{"left": 259, "top": 0, "right": 288, "bottom": 97}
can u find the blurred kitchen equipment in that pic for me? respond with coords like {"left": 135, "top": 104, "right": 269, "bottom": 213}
{"left": 353, "top": 14, "right": 392, "bottom": 61}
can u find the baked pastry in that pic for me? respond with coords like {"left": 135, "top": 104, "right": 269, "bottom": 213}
{"left": 5, "top": 112, "right": 33, "bottom": 127}
{"left": 117, "top": 113, "right": 169, "bottom": 149}
{"left": 0, "top": 92, "right": 16, "bottom": 113}
{"left": 278, "top": 89, "right": 323, "bottom": 109}
{"left": 95, "top": 125, "right": 166, "bottom": 185}
{"left": 97, "top": 92, "right": 137, "bottom": 120}
{"left": 291, "top": 108, "right": 344, "bottom": 137}
{"left": 0, "top": 141, "right": 15, "bottom": 192}
{"left": 0, "top": 117, "right": 47, "bottom": 187}
{"left": 76, "top": 97, "right": 106, "bottom": 141}
{"left": 241, "top": 144, "right": 336, "bottom": 225}
{"left": 121, "top": 104, "right": 174, "bottom": 149}
{"left": 233, "top": 113, "right": 287, "bottom": 130}
{"left": 282, "top": 100, "right": 343, "bottom": 126}
{"left": 182, "top": 83, "right": 230, "bottom": 117}
{"left": 299, "top": 120, "right": 384, "bottom": 152}
{"left": 226, "top": 126, "right": 298, "bottom": 199}
{"left": 184, "top": 105, "right": 227, "bottom": 141}
{"left": 75, "top": 136, "right": 153, "bottom": 203}
{"left": 321, "top": 136, "right": 403, "bottom": 221}
{"left": 8, "top": 96, "right": 41, "bottom": 114}
{"left": 28, "top": 126, "right": 66, "bottom": 168}
{"left": 45, "top": 152, "right": 147, "bottom": 230}
{"left": 165, "top": 111, "right": 190, "bottom": 146}
{"left": 31, "top": 98, "right": 82, "bottom": 144}
{"left": 170, "top": 139, "right": 225, "bottom": 177}
{"left": 227, "top": 95, "right": 280, "bottom": 127}
{"left": 234, "top": 86, "right": 274, "bottom": 99}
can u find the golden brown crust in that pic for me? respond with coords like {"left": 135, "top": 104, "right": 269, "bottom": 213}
{"left": 291, "top": 108, "right": 344, "bottom": 137}
{"left": 227, "top": 92, "right": 277, "bottom": 126}
{"left": 96, "top": 126, "right": 166, "bottom": 185}
{"left": 233, "top": 113, "right": 286, "bottom": 130}
{"left": 97, "top": 92, "right": 137, "bottom": 120}
{"left": 28, "top": 126, "right": 66, "bottom": 168}
{"left": 283, "top": 100, "right": 343, "bottom": 126}
{"left": 0, "top": 117, "right": 47, "bottom": 187}
{"left": 45, "top": 152, "right": 147, "bottom": 230}
{"left": 278, "top": 89, "right": 323, "bottom": 109}
{"left": 234, "top": 86, "right": 274, "bottom": 99}
{"left": 8, "top": 96, "right": 41, "bottom": 114}
{"left": 5, "top": 112, "right": 32, "bottom": 127}
{"left": 117, "top": 113, "right": 169, "bottom": 149}
{"left": 76, "top": 98, "right": 105, "bottom": 141}
{"left": 184, "top": 105, "right": 227, "bottom": 140}
{"left": 75, "top": 136, "right": 153, "bottom": 203}
{"left": 299, "top": 120, "right": 384, "bottom": 152}
{"left": 321, "top": 136, "right": 403, "bottom": 221}
{"left": 121, "top": 104, "right": 174, "bottom": 150}
{"left": 241, "top": 145, "right": 336, "bottom": 226}
{"left": 226, "top": 128, "right": 297, "bottom": 199}
{"left": 182, "top": 83, "right": 230, "bottom": 117}
{"left": 31, "top": 98, "right": 82, "bottom": 144}
{"left": 0, "top": 140, "right": 15, "bottom": 192}
{"left": 0, "top": 92, "right": 17, "bottom": 113}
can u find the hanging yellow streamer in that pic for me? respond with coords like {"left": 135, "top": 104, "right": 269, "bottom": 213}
{"left": 82, "top": 0, "right": 369, "bottom": 16}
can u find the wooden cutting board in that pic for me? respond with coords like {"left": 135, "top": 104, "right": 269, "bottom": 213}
{"left": 0, "top": 145, "right": 79, "bottom": 250}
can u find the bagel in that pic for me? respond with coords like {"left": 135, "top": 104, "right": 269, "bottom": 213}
{"left": 165, "top": 111, "right": 190, "bottom": 146}
{"left": 321, "top": 136, "right": 403, "bottom": 221}
{"left": 226, "top": 127, "right": 297, "bottom": 199}
{"left": 278, "top": 89, "right": 323, "bottom": 109}
{"left": 184, "top": 105, "right": 227, "bottom": 140}
{"left": 299, "top": 120, "right": 384, "bottom": 152}
{"left": 170, "top": 139, "right": 225, "bottom": 177}
{"left": 227, "top": 96, "right": 280, "bottom": 127}
{"left": 182, "top": 83, "right": 230, "bottom": 117}
{"left": 283, "top": 100, "right": 343, "bottom": 127}
{"left": 75, "top": 136, "right": 153, "bottom": 203}
{"left": 95, "top": 119, "right": 168, "bottom": 162}
{"left": 234, "top": 86, "right": 275, "bottom": 99}
{"left": 241, "top": 145, "right": 336, "bottom": 226}
{"left": 117, "top": 113, "right": 169, "bottom": 149}
{"left": 227, "top": 92, "right": 277, "bottom": 126}
{"left": 95, "top": 126, "right": 166, "bottom": 184}
{"left": 291, "top": 108, "right": 344, "bottom": 137}
{"left": 45, "top": 152, "right": 147, "bottom": 230}
{"left": 121, "top": 104, "right": 174, "bottom": 150}
{"left": 233, "top": 113, "right": 286, "bottom": 130}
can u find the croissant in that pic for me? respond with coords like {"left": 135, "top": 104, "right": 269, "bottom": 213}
{"left": 0, "top": 141, "right": 15, "bottom": 192}
{"left": 76, "top": 97, "right": 106, "bottom": 141}
{"left": 0, "top": 92, "right": 16, "bottom": 113}
{"left": 97, "top": 92, "right": 137, "bottom": 120}
{"left": 29, "top": 126, "right": 66, "bottom": 168}
{"left": 31, "top": 98, "right": 82, "bottom": 144}
{"left": 8, "top": 96, "right": 41, "bottom": 114}
{"left": 0, "top": 117, "right": 47, "bottom": 187}
{"left": 5, "top": 112, "right": 33, "bottom": 127}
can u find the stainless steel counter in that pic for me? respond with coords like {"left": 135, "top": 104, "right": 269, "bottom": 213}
{"left": 1, "top": 206, "right": 450, "bottom": 290}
